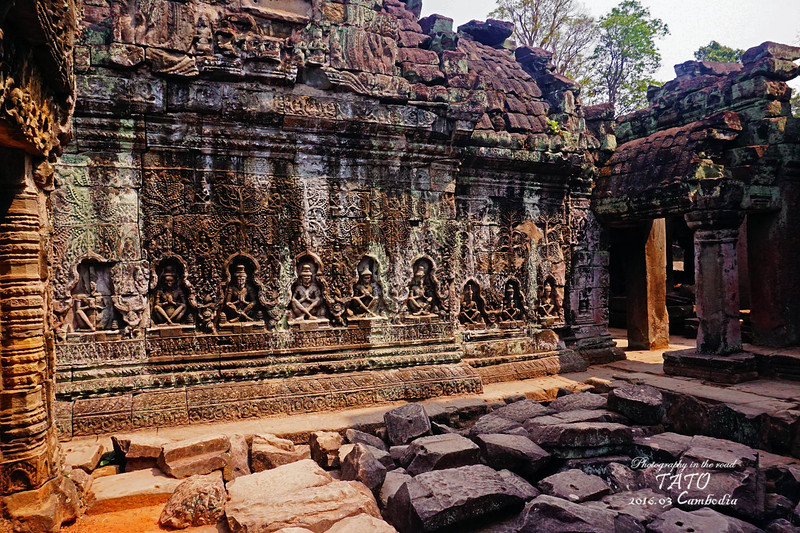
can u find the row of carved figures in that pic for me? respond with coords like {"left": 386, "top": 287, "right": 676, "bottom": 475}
{"left": 57, "top": 253, "right": 562, "bottom": 338}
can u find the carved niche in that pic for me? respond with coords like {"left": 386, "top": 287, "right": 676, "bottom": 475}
{"left": 219, "top": 255, "right": 265, "bottom": 328}
{"left": 537, "top": 274, "right": 563, "bottom": 325}
{"left": 404, "top": 257, "right": 444, "bottom": 320}
{"left": 70, "top": 258, "right": 119, "bottom": 333}
{"left": 458, "top": 279, "right": 490, "bottom": 329}
{"left": 499, "top": 278, "right": 526, "bottom": 326}
{"left": 347, "top": 256, "right": 387, "bottom": 322}
{"left": 150, "top": 256, "right": 194, "bottom": 327}
{"left": 288, "top": 254, "right": 329, "bottom": 328}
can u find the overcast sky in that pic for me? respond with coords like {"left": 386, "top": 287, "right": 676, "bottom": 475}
{"left": 421, "top": 0, "right": 800, "bottom": 89}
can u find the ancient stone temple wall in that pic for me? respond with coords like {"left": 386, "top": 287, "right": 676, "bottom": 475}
{"left": 51, "top": 0, "right": 619, "bottom": 436}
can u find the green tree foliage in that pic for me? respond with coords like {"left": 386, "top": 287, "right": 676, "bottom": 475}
{"left": 694, "top": 40, "right": 744, "bottom": 63}
{"left": 584, "top": 0, "right": 669, "bottom": 115}
{"left": 489, "top": 0, "right": 597, "bottom": 80}
{"left": 791, "top": 91, "right": 800, "bottom": 118}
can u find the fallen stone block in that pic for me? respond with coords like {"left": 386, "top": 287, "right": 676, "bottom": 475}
{"left": 498, "top": 469, "right": 540, "bottom": 501}
{"left": 474, "top": 433, "right": 550, "bottom": 478}
{"left": 159, "top": 471, "right": 226, "bottom": 529}
{"left": 251, "top": 433, "right": 304, "bottom": 472}
{"left": 385, "top": 464, "right": 525, "bottom": 532}
{"left": 325, "top": 513, "right": 398, "bottom": 533}
{"left": 64, "top": 442, "right": 105, "bottom": 473}
{"left": 3, "top": 476, "right": 80, "bottom": 533}
{"left": 524, "top": 422, "right": 634, "bottom": 458}
{"left": 608, "top": 385, "right": 665, "bottom": 425}
{"left": 341, "top": 443, "right": 387, "bottom": 492}
{"left": 526, "top": 408, "right": 628, "bottom": 427}
{"left": 517, "top": 494, "right": 616, "bottom": 532}
{"left": 633, "top": 432, "right": 692, "bottom": 464}
{"left": 310, "top": 431, "right": 344, "bottom": 469}
{"left": 86, "top": 468, "right": 182, "bottom": 514}
{"left": 380, "top": 469, "right": 412, "bottom": 508}
{"left": 599, "top": 488, "right": 671, "bottom": 524}
{"left": 489, "top": 400, "right": 552, "bottom": 423}
{"left": 647, "top": 507, "right": 762, "bottom": 533}
{"left": 91, "top": 465, "right": 121, "bottom": 479}
{"left": 158, "top": 434, "right": 230, "bottom": 478}
{"left": 226, "top": 459, "right": 381, "bottom": 533}
{"left": 112, "top": 434, "right": 170, "bottom": 472}
{"left": 346, "top": 428, "right": 388, "bottom": 451}
{"left": 538, "top": 469, "right": 610, "bottom": 503}
{"left": 399, "top": 434, "right": 480, "bottom": 476}
{"left": 224, "top": 433, "right": 251, "bottom": 481}
{"left": 469, "top": 413, "right": 524, "bottom": 437}
{"left": 385, "top": 403, "right": 432, "bottom": 446}
{"left": 548, "top": 392, "right": 608, "bottom": 412}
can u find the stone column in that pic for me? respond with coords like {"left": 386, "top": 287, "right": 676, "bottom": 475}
{"left": 0, "top": 151, "right": 76, "bottom": 531}
{"left": 663, "top": 210, "right": 756, "bottom": 383}
{"left": 622, "top": 220, "right": 669, "bottom": 351}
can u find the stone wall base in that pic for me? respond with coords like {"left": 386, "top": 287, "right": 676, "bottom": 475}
{"left": 663, "top": 349, "right": 758, "bottom": 384}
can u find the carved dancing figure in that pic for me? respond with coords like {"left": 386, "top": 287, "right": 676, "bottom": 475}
{"left": 221, "top": 264, "right": 260, "bottom": 323}
{"left": 289, "top": 263, "right": 325, "bottom": 322}
{"left": 406, "top": 265, "right": 433, "bottom": 316}
{"left": 74, "top": 267, "right": 115, "bottom": 331}
{"left": 459, "top": 282, "right": 484, "bottom": 326}
{"left": 537, "top": 277, "right": 561, "bottom": 321}
{"left": 152, "top": 264, "right": 189, "bottom": 325}
{"left": 500, "top": 280, "right": 525, "bottom": 323}
{"left": 349, "top": 266, "right": 380, "bottom": 318}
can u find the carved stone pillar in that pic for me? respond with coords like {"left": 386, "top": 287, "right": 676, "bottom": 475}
{"left": 0, "top": 151, "right": 76, "bottom": 531}
{"left": 663, "top": 210, "right": 756, "bottom": 383}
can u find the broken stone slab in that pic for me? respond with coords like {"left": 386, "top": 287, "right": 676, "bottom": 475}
{"left": 524, "top": 422, "right": 634, "bottom": 458}
{"left": 385, "top": 403, "right": 432, "bottom": 446}
{"left": 340, "top": 442, "right": 394, "bottom": 471}
{"left": 765, "top": 518, "right": 798, "bottom": 533}
{"left": 67, "top": 468, "right": 92, "bottom": 508}
{"left": 607, "top": 385, "right": 665, "bottom": 425}
{"left": 633, "top": 432, "right": 692, "bottom": 464}
{"left": 325, "top": 513, "right": 398, "bottom": 533}
{"left": 683, "top": 435, "right": 760, "bottom": 470}
{"left": 469, "top": 413, "right": 524, "bottom": 437}
{"left": 537, "top": 469, "right": 610, "bottom": 503}
{"left": 525, "top": 408, "right": 628, "bottom": 427}
{"left": 399, "top": 434, "right": 481, "bottom": 476}
{"left": 159, "top": 471, "right": 226, "bottom": 529}
{"left": 457, "top": 19, "right": 514, "bottom": 47}
{"left": 341, "top": 443, "right": 387, "bottom": 492}
{"left": 768, "top": 464, "right": 800, "bottom": 503}
{"left": 64, "top": 442, "right": 105, "bottom": 473}
{"left": 251, "top": 433, "right": 304, "bottom": 472}
{"left": 605, "top": 462, "right": 646, "bottom": 493}
{"left": 548, "top": 392, "right": 608, "bottom": 412}
{"left": 474, "top": 433, "right": 551, "bottom": 478}
{"left": 647, "top": 507, "right": 762, "bottom": 533}
{"left": 310, "top": 431, "right": 344, "bottom": 469}
{"left": 158, "top": 434, "right": 231, "bottom": 478}
{"left": 386, "top": 464, "right": 525, "bottom": 533}
{"left": 224, "top": 433, "right": 251, "bottom": 481}
{"left": 346, "top": 428, "right": 388, "bottom": 451}
{"left": 517, "top": 494, "right": 616, "bottom": 533}
{"left": 2, "top": 476, "right": 80, "bottom": 533}
{"left": 766, "top": 494, "right": 795, "bottom": 523}
{"left": 498, "top": 469, "right": 540, "bottom": 501}
{"left": 380, "top": 469, "right": 413, "bottom": 508}
{"left": 112, "top": 434, "right": 170, "bottom": 472}
{"left": 86, "top": 468, "right": 182, "bottom": 514}
{"left": 490, "top": 399, "right": 552, "bottom": 423}
{"left": 91, "top": 465, "right": 121, "bottom": 479}
{"left": 226, "top": 459, "right": 381, "bottom": 533}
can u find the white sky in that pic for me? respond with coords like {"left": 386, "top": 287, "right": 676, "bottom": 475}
{"left": 421, "top": 0, "right": 800, "bottom": 90}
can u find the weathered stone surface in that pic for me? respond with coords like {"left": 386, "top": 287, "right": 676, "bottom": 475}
{"left": 608, "top": 385, "right": 665, "bottom": 425}
{"left": 647, "top": 507, "right": 762, "bottom": 533}
{"left": 227, "top": 460, "right": 381, "bottom": 533}
{"left": 86, "top": 468, "right": 182, "bottom": 514}
{"left": 517, "top": 494, "right": 617, "bottom": 533}
{"left": 92, "top": 465, "right": 121, "bottom": 479}
{"left": 457, "top": 19, "right": 514, "bottom": 47}
{"left": 474, "top": 433, "right": 551, "bottom": 477}
{"left": 346, "top": 429, "right": 388, "bottom": 451}
{"left": 310, "top": 431, "right": 344, "bottom": 470}
{"left": 498, "top": 469, "right": 540, "bottom": 501}
{"left": 538, "top": 469, "right": 610, "bottom": 503}
{"left": 326, "top": 513, "right": 398, "bottom": 533}
{"left": 380, "top": 469, "right": 413, "bottom": 508}
{"left": 769, "top": 464, "right": 800, "bottom": 503}
{"left": 159, "top": 434, "right": 231, "bottom": 478}
{"left": 525, "top": 422, "right": 634, "bottom": 458}
{"left": 399, "top": 434, "right": 481, "bottom": 476}
{"left": 159, "top": 472, "right": 226, "bottom": 529}
{"left": 633, "top": 432, "right": 693, "bottom": 464}
{"left": 68, "top": 468, "right": 93, "bottom": 505}
{"left": 64, "top": 442, "right": 105, "bottom": 473}
{"left": 765, "top": 518, "right": 798, "bottom": 533}
{"left": 470, "top": 414, "right": 525, "bottom": 437}
{"left": 526, "top": 409, "right": 628, "bottom": 427}
{"left": 341, "top": 443, "right": 387, "bottom": 492}
{"left": 386, "top": 464, "right": 525, "bottom": 532}
{"left": 251, "top": 434, "right": 304, "bottom": 472}
{"left": 548, "top": 392, "right": 608, "bottom": 412}
{"left": 490, "top": 400, "right": 552, "bottom": 423}
{"left": 599, "top": 489, "right": 671, "bottom": 524}
{"left": 385, "top": 404, "right": 432, "bottom": 446}
{"left": 2, "top": 477, "right": 81, "bottom": 533}
{"left": 224, "top": 433, "right": 251, "bottom": 481}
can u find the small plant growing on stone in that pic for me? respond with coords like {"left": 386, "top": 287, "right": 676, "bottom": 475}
{"left": 546, "top": 118, "right": 563, "bottom": 135}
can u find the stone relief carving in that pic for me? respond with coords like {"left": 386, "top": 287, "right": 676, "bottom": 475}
{"left": 404, "top": 257, "right": 444, "bottom": 320}
{"left": 347, "top": 256, "right": 386, "bottom": 320}
{"left": 288, "top": 254, "right": 329, "bottom": 327}
{"left": 499, "top": 278, "right": 526, "bottom": 325}
{"left": 537, "top": 275, "right": 562, "bottom": 325}
{"left": 150, "top": 257, "right": 193, "bottom": 327}
{"left": 71, "top": 259, "right": 118, "bottom": 332}
{"left": 219, "top": 256, "right": 265, "bottom": 327}
{"left": 458, "top": 280, "right": 489, "bottom": 329}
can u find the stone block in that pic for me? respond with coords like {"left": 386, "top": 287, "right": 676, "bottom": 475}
{"left": 607, "top": 385, "right": 665, "bottom": 425}
{"left": 251, "top": 434, "right": 304, "bottom": 472}
{"left": 326, "top": 513, "right": 398, "bottom": 533}
{"left": 159, "top": 472, "right": 226, "bottom": 529}
{"left": 538, "top": 469, "right": 610, "bottom": 503}
{"left": 399, "top": 434, "right": 480, "bottom": 476}
{"left": 310, "top": 431, "right": 344, "bottom": 469}
{"left": 346, "top": 428, "right": 388, "bottom": 451}
{"left": 64, "top": 442, "right": 105, "bottom": 473}
{"left": 385, "top": 403, "right": 432, "bottom": 446}
{"left": 341, "top": 443, "right": 387, "bottom": 492}
{"left": 224, "top": 433, "right": 251, "bottom": 481}
{"left": 647, "top": 507, "right": 762, "bottom": 533}
{"left": 158, "top": 434, "right": 231, "bottom": 478}
{"left": 86, "top": 468, "right": 182, "bottom": 514}
{"left": 474, "top": 433, "right": 551, "bottom": 478}
{"left": 517, "top": 494, "right": 616, "bottom": 533}
{"left": 524, "top": 422, "right": 634, "bottom": 458}
{"left": 548, "top": 392, "right": 608, "bottom": 412}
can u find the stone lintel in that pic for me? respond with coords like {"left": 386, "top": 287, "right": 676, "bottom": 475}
{"left": 663, "top": 348, "right": 758, "bottom": 384}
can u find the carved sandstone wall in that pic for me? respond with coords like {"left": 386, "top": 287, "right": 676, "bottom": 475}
{"left": 51, "top": 0, "right": 618, "bottom": 436}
